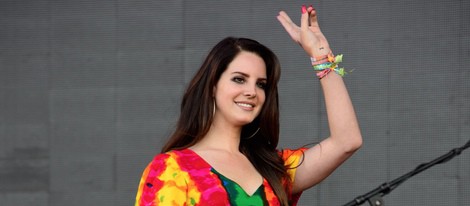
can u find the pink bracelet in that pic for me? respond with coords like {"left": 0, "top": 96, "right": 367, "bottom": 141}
{"left": 311, "top": 52, "right": 335, "bottom": 65}
{"left": 316, "top": 68, "right": 333, "bottom": 79}
{"left": 311, "top": 57, "right": 329, "bottom": 65}
{"left": 311, "top": 51, "right": 333, "bottom": 61}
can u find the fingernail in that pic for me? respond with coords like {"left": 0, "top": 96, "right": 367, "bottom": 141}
{"left": 301, "top": 5, "right": 307, "bottom": 14}
{"left": 310, "top": 5, "right": 315, "bottom": 10}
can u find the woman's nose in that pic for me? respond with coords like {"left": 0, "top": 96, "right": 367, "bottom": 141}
{"left": 243, "top": 85, "right": 257, "bottom": 98}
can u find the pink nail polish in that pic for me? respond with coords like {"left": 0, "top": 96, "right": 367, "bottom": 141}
{"left": 301, "top": 5, "right": 307, "bottom": 14}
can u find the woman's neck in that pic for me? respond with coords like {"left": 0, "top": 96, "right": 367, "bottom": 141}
{"left": 192, "top": 122, "right": 242, "bottom": 154}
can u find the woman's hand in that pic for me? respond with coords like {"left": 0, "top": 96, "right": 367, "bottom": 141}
{"left": 277, "top": 5, "right": 330, "bottom": 58}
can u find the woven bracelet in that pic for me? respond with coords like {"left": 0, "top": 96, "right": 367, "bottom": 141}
{"left": 311, "top": 54, "right": 346, "bottom": 79}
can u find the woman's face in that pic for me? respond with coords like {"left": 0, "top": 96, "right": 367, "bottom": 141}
{"left": 213, "top": 51, "right": 267, "bottom": 127}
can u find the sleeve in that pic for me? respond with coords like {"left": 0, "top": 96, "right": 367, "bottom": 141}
{"left": 135, "top": 153, "right": 189, "bottom": 206}
{"left": 280, "top": 148, "right": 307, "bottom": 205}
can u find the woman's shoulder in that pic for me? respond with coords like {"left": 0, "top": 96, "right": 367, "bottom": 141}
{"left": 148, "top": 148, "right": 210, "bottom": 171}
{"left": 278, "top": 147, "right": 307, "bottom": 168}
{"left": 278, "top": 147, "right": 307, "bottom": 159}
{"left": 148, "top": 149, "right": 188, "bottom": 166}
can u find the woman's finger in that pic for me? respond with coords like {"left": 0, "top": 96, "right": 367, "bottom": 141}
{"left": 277, "top": 11, "right": 300, "bottom": 41}
{"left": 308, "top": 6, "right": 319, "bottom": 28}
{"left": 277, "top": 11, "right": 295, "bottom": 25}
{"left": 300, "top": 5, "right": 309, "bottom": 32}
{"left": 276, "top": 12, "right": 292, "bottom": 31}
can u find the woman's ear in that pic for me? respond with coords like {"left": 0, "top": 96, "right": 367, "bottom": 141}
{"left": 212, "top": 86, "right": 216, "bottom": 97}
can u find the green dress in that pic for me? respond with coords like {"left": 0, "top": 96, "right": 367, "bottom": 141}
{"left": 211, "top": 168, "right": 266, "bottom": 205}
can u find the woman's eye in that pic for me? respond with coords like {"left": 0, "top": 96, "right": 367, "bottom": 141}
{"left": 232, "top": 77, "right": 245, "bottom": 84}
{"left": 257, "top": 82, "right": 267, "bottom": 89}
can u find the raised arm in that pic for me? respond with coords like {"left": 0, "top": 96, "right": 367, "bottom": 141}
{"left": 277, "top": 5, "right": 362, "bottom": 193}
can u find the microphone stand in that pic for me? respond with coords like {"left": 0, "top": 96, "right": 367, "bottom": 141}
{"left": 343, "top": 138, "right": 470, "bottom": 206}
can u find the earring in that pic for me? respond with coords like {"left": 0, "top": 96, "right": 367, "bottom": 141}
{"left": 244, "top": 128, "right": 260, "bottom": 140}
{"left": 212, "top": 101, "right": 216, "bottom": 116}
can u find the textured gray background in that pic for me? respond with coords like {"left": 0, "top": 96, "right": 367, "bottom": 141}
{"left": 1, "top": 0, "right": 469, "bottom": 205}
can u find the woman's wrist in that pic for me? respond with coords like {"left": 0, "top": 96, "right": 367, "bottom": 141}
{"left": 310, "top": 47, "right": 332, "bottom": 59}
{"left": 310, "top": 53, "right": 346, "bottom": 79}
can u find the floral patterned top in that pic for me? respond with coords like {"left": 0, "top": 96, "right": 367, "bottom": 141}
{"left": 135, "top": 148, "right": 305, "bottom": 206}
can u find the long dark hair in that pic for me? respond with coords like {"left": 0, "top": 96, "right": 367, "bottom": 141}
{"left": 161, "top": 37, "right": 291, "bottom": 205}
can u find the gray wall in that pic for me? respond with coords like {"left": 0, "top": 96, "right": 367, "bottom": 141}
{"left": 1, "top": 0, "right": 469, "bottom": 205}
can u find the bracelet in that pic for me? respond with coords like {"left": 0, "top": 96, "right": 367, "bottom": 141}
{"left": 311, "top": 52, "right": 336, "bottom": 66}
{"left": 316, "top": 68, "right": 333, "bottom": 79}
{"left": 313, "top": 62, "right": 333, "bottom": 71}
{"left": 310, "top": 52, "right": 332, "bottom": 62}
{"left": 315, "top": 66, "right": 346, "bottom": 79}
{"left": 311, "top": 58, "right": 329, "bottom": 66}
{"left": 311, "top": 54, "right": 346, "bottom": 79}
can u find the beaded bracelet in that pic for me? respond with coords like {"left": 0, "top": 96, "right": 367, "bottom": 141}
{"left": 311, "top": 53, "right": 346, "bottom": 79}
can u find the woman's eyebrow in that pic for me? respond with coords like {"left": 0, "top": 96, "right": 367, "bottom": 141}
{"left": 231, "top": 71, "right": 267, "bottom": 80}
{"left": 231, "top": 71, "right": 249, "bottom": 77}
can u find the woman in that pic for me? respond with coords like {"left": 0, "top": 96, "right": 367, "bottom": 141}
{"left": 135, "top": 5, "right": 362, "bottom": 206}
